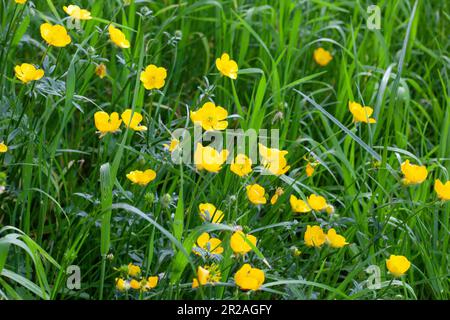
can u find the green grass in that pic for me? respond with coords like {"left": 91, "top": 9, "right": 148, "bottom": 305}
{"left": 0, "top": 0, "right": 449, "bottom": 300}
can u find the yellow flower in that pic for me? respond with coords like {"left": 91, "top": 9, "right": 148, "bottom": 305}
{"left": 304, "top": 225, "right": 326, "bottom": 247}
{"left": 126, "top": 169, "right": 156, "bottom": 186}
{"left": 401, "top": 160, "right": 428, "bottom": 185}
{"left": 15, "top": 0, "right": 27, "bottom": 4}
{"left": 115, "top": 278, "right": 129, "bottom": 291}
{"left": 234, "top": 264, "right": 264, "bottom": 291}
{"left": 163, "top": 139, "right": 179, "bottom": 152}
{"left": 108, "top": 25, "right": 130, "bottom": 49}
{"left": 192, "top": 265, "right": 221, "bottom": 288}
{"left": 140, "top": 64, "right": 167, "bottom": 90}
{"left": 348, "top": 101, "right": 376, "bottom": 124}
{"left": 190, "top": 102, "right": 228, "bottom": 131}
{"left": 194, "top": 143, "right": 229, "bottom": 173}
{"left": 40, "top": 23, "right": 71, "bottom": 47}
{"left": 121, "top": 109, "right": 147, "bottom": 131}
{"left": 270, "top": 187, "right": 284, "bottom": 205}
{"left": 313, "top": 48, "right": 333, "bottom": 66}
{"left": 193, "top": 232, "right": 223, "bottom": 255}
{"left": 435, "top": 179, "right": 450, "bottom": 201}
{"left": 325, "top": 204, "right": 335, "bottom": 215}
{"left": 289, "top": 195, "right": 311, "bottom": 213}
{"left": 326, "top": 229, "right": 348, "bottom": 248}
{"left": 127, "top": 263, "right": 141, "bottom": 277}
{"left": 198, "top": 203, "right": 224, "bottom": 223}
{"left": 386, "top": 255, "right": 411, "bottom": 277}
{"left": 94, "top": 111, "right": 122, "bottom": 138}
{"left": 258, "top": 143, "right": 290, "bottom": 175}
{"left": 14, "top": 63, "right": 44, "bottom": 84}
{"left": 95, "top": 63, "right": 107, "bottom": 79}
{"left": 306, "top": 162, "right": 317, "bottom": 177}
{"left": 129, "top": 279, "right": 141, "bottom": 290}
{"left": 144, "top": 276, "right": 158, "bottom": 290}
{"left": 230, "top": 231, "right": 257, "bottom": 255}
{"left": 230, "top": 154, "right": 252, "bottom": 177}
{"left": 307, "top": 194, "right": 328, "bottom": 211}
{"left": 63, "top": 5, "right": 92, "bottom": 20}
{"left": 0, "top": 142, "right": 8, "bottom": 153}
{"left": 246, "top": 184, "right": 266, "bottom": 205}
{"left": 216, "top": 53, "right": 238, "bottom": 79}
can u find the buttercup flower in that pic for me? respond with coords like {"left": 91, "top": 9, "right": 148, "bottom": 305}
{"left": 108, "top": 25, "right": 130, "bottom": 49}
{"left": 94, "top": 111, "right": 122, "bottom": 138}
{"left": 63, "top": 5, "right": 92, "bottom": 20}
{"left": 140, "top": 64, "right": 167, "bottom": 90}
{"left": 192, "top": 265, "right": 221, "bottom": 288}
{"left": 115, "top": 278, "right": 129, "bottom": 291}
{"left": 258, "top": 143, "right": 290, "bottom": 175}
{"left": 434, "top": 179, "right": 450, "bottom": 201}
{"left": 198, "top": 203, "right": 224, "bottom": 223}
{"left": 304, "top": 225, "right": 326, "bottom": 247}
{"left": 193, "top": 232, "right": 223, "bottom": 256}
{"left": 234, "top": 264, "right": 264, "bottom": 291}
{"left": 40, "top": 23, "right": 71, "bottom": 47}
{"left": 348, "top": 101, "right": 376, "bottom": 124}
{"left": 270, "top": 187, "right": 284, "bottom": 205}
{"left": 401, "top": 160, "right": 428, "bottom": 185}
{"left": 230, "top": 231, "right": 257, "bottom": 255}
{"left": 129, "top": 279, "right": 141, "bottom": 290}
{"left": 326, "top": 229, "right": 348, "bottom": 248}
{"left": 15, "top": 0, "right": 27, "bottom": 4}
{"left": 386, "top": 255, "right": 411, "bottom": 277}
{"left": 127, "top": 263, "right": 141, "bottom": 277}
{"left": 126, "top": 169, "right": 156, "bottom": 186}
{"left": 95, "top": 64, "right": 107, "bottom": 79}
{"left": 0, "top": 143, "right": 8, "bottom": 153}
{"left": 246, "top": 184, "right": 266, "bottom": 205}
{"left": 194, "top": 143, "right": 229, "bottom": 173}
{"left": 307, "top": 194, "right": 328, "bottom": 211}
{"left": 163, "top": 139, "right": 179, "bottom": 152}
{"left": 190, "top": 102, "right": 228, "bottom": 131}
{"left": 14, "top": 63, "right": 44, "bottom": 84}
{"left": 313, "top": 48, "right": 333, "bottom": 66}
{"left": 143, "top": 276, "right": 158, "bottom": 291}
{"left": 290, "top": 195, "right": 311, "bottom": 213}
{"left": 121, "top": 109, "right": 147, "bottom": 131}
{"left": 230, "top": 154, "right": 252, "bottom": 177}
{"left": 216, "top": 53, "right": 238, "bottom": 79}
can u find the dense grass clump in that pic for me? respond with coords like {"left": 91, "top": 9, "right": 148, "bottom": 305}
{"left": 0, "top": 0, "right": 449, "bottom": 300}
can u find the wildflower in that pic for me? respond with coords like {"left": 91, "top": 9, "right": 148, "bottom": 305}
{"left": 63, "top": 5, "right": 92, "bottom": 20}
{"left": 234, "top": 264, "right": 264, "bottom": 291}
{"left": 0, "top": 143, "right": 7, "bottom": 153}
{"left": 192, "top": 265, "right": 221, "bottom": 288}
{"left": 126, "top": 169, "right": 156, "bottom": 186}
{"left": 94, "top": 111, "right": 122, "bottom": 138}
{"left": 306, "top": 161, "right": 319, "bottom": 177}
{"left": 325, "top": 204, "right": 335, "bottom": 215}
{"left": 108, "top": 25, "right": 130, "bottom": 49}
{"left": 190, "top": 102, "right": 228, "bottom": 131}
{"left": 163, "top": 139, "right": 179, "bottom": 152}
{"left": 194, "top": 143, "right": 228, "bottom": 173}
{"left": 14, "top": 63, "right": 44, "bottom": 84}
{"left": 290, "top": 195, "right": 311, "bottom": 213}
{"left": 193, "top": 232, "right": 224, "bottom": 256}
{"left": 246, "top": 184, "right": 266, "bottom": 205}
{"left": 95, "top": 63, "right": 107, "bottom": 79}
{"left": 127, "top": 263, "right": 141, "bottom": 277}
{"left": 401, "top": 160, "right": 428, "bottom": 185}
{"left": 198, "top": 203, "right": 224, "bottom": 223}
{"left": 15, "top": 0, "right": 27, "bottom": 4}
{"left": 115, "top": 278, "right": 129, "bottom": 291}
{"left": 121, "top": 109, "right": 147, "bottom": 131}
{"left": 434, "top": 179, "right": 450, "bottom": 201}
{"left": 386, "top": 255, "right": 411, "bottom": 277}
{"left": 348, "top": 101, "right": 376, "bottom": 124}
{"left": 313, "top": 48, "right": 333, "bottom": 66}
{"left": 326, "top": 229, "right": 348, "bottom": 248}
{"left": 140, "top": 64, "right": 167, "bottom": 90}
{"left": 270, "top": 187, "right": 284, "bottom": 205}
{"left": 40, "top": 23, "right": 71, "bottom": 47}
{"left": 230, "top": 231, "right": 257, "bottom": 255}
{"left": 304, "top": 225, "right": 326, "bottom": 247}
{"left": 129, "top": 279, "right": 141, "bottom": 290}
{"left": 307, "top": 194, "right": 328, "bottom": 211}
{"left": 216, "top": 53, "right": 238, "bottom": 79}
{"left": 143, "top": 276, "right": 158, "bottom": 291}
{"left": 290, "top": 246, "right": 301, "bottom": 257}
{"left": 230, "top": 154, "right": 252, "bottom": 177}
{"left": 258, "top": 143, "right": 290, "bottom": 175}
